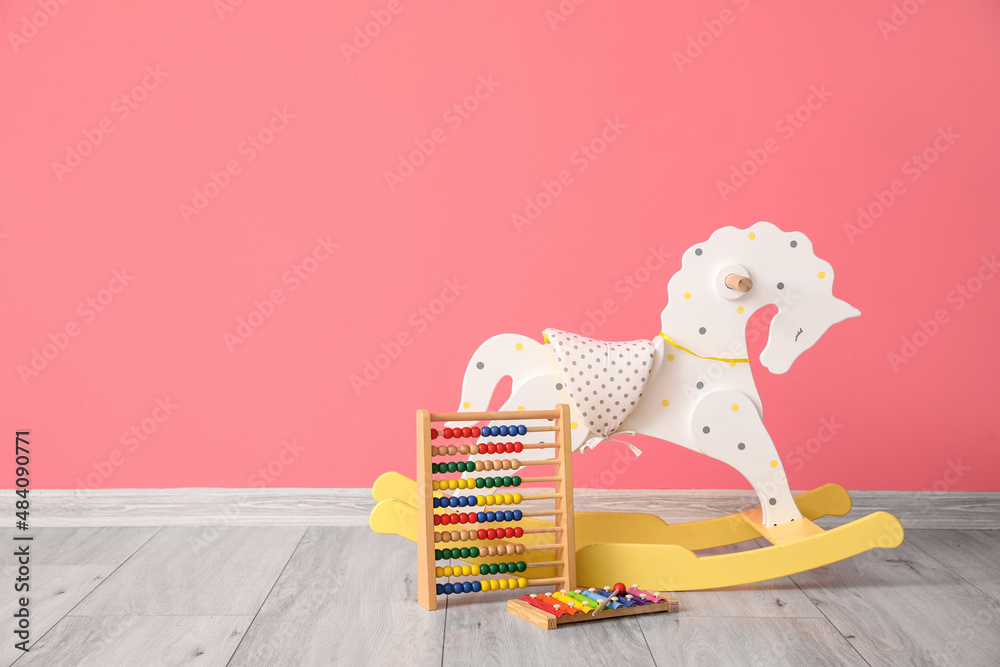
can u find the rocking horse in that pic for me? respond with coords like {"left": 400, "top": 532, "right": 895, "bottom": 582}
{"left": 371, "top": 221, "right": 904, "bottom": 591}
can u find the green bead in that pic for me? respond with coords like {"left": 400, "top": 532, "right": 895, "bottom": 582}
{"left": 497, "top": 562, "right": 508, "bottom": 574}
{"left": 508, "top": 562, "right": 517, "bottom": 573}
{"left": 435, "top": 549, "right": 441, "bottom": 560}
{"left": 502, "top": 476, "right": 512, "bottom": 487}
{"left": 476, "top": 478, "right": 485, "bottom": 488}
{"left": 479, "top": 564, "right": 489, "bottom": 575}
{"left": 461, "top": 461, "right": 470, "bottom": 472}
{"left": 512, "top": 476, "right": 521, "bottom": 487}
{"left": 470, "top": 547, "right": 480, "bottom": 558}
{"left": 485, "top": 477, "right": 494, "bottom": 488}
{"left": 460, "top": 547, "right": 470, "bottom": 558}
{"left": 516, "top": 561, "right": 526, "bottom": 572}
{"left": 454, "top": 461, "right": 463, "bottom": 473}
{"left": 431, "top": 463, "right": 438, "bottom": 474}
{"left": 494, "top": 476, "right": 503, "bottom": 487}
{"left": 489, "top": 563, "right": 499, "bottom": 575}
{"left": 447, "top": 462, "right": 457, "bottom": 473}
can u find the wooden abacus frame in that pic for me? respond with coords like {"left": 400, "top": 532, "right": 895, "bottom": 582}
{"left": 416, "top": 405, "right": 576, "bottom": 611}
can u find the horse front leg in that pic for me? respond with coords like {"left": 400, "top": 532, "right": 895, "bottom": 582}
{"left": 690, "top": 389, "right": 802, "bottom": 526}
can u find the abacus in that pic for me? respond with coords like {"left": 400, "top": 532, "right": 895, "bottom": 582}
{"left": 416, "top": 404, "right": 576, "bottom": 611}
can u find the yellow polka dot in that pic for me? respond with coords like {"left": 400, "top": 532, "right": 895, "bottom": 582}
{"left": 737, "top": 306, "right": 744, "bottom": 314}
{"left": 684, "top": 292, "right": 692, "bottom": 300}
{"left": 818, "top": 271, "right": 826, "bottom": 279}
{"left": 748, "top": 232, "right": 756, "bottom": 240}
{"left": 515, "top": 342, "right": 523, "bottom": 350}
{"left": 728, "top": 361, "right": 736, "bottom": 367}
{"left": 571, "top": 422, "right": 578, "bottom": 430}
{"left": 462, "top": 401, "right": 470, "bottom": 409}
{"left": 731, "top": 404, "right": 739, "bottom": 412}
{"left": 662, "top": 399, "right": 670, "bottom": 407}
{"left": 770, "top": 460, "right": 778, "bottom": 468}
{"left": 667, "top": 354, "right": 675, "bottom": 361}
{"left": 517, "top": 406, "right": 524, "bottom": 411}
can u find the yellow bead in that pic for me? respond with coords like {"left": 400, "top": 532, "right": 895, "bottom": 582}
{"left": 443, "top": 566, "right": 453, "bottom": 577}
{"left": 487, "top": 495, "right": 495, "bottom": 506}
{"left": 432, "top": 481, "right": 440, "bottom": 491}
{"left": 477, "top": 496, "right": 486, "bottom": 506}
{"left": 436, "top": 567, "right": 444, "bottom": 577}
{"left": 503, "top": 494, "right": 513, "bottom": 505}
{"left": 499, "top": 579, "right": 509, "bottom": 590}
{"left": 512, "top": 493, "right": 522, "bottom": 505}
{"left": 462, "top": 565, "right": 472, "bottom": 576}
{"left": 448, "top": 479, "right": 458, "bottom": 490}
{"left": 518, "top": 577, "right": 528, "bottom": 589}
{"left": 489, "top": 580, "right": 499, "bottom": 591}
{"left": 481, "top": 580, "right": 489, "bottom": 591}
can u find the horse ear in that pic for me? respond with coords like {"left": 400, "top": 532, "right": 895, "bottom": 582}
{"left": 832, "top": 298, "right": 861, "bottom": 323}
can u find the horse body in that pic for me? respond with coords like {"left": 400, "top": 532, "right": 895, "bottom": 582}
{"left": 448, "top": 222, "right": 860, "bottom": 527}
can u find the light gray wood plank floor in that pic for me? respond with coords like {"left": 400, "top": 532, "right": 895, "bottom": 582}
{"left": 8, "top": 526, "right": 1000, "bottom": 666}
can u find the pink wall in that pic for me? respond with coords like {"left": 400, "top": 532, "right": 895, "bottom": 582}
{"left": 3, "top": 1, "right": 998, "bottom": 492}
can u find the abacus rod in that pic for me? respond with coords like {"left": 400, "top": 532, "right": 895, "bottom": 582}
{"left": 523, "top": 426, "right": 558, "bottom": 432}
{"left": 525, "top": 560, "right": 565, "bottom": 568}
{"left": 518, "top": 493, "right": 564, "bottom": 501}
{"left": 519, "top": 476, "right": 561, "bottom": 483}
{"left": 518, "top": 510, "right": 558, "bottom": 517}
{"left": 522, "top": 527, "right": 563, "bottom": 535}
{"left": 523, "top": 543, "right": 561, "bottom": 552}
{"left": 519, "top": 442, "right": 558, "bottom": 449}
{"left": 525, "top": 577, "right": 567, "bottom": 586}
{"left": 519, "top": 459, "right": 559, "bottom": 467}
{"left": 429, "top": 410, "right": 558, "bottom": 422}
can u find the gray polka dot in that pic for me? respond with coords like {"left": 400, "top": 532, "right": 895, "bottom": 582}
{"left": 790, "top": 240, "right": 797, "bottom": 248}
{"left": 696, "top": 382, "right": 704, "bottom": 389}
{"left": 702, "top": 426, "right": 710, "bottom": 434}
{"left": 694, "top": 248, "right": 703, "bottom": 256}
{"left": 476, "top": 362, "right": 484, "bottom": 369}
{"left": 768, "top": 498, "right": 777, "bottom": 505}
{"left": 737, "top": 442, "right": 746, "bottom": 450}
{"left": 555, "top": 383, "right": 563, "bottom": 390}
{"left": 777, "top": 282, "right": 784, "bottom": 290}
{"left": 699, "top": 327, "right": 707, "bottom": 335}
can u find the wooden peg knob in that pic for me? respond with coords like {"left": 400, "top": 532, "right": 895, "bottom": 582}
{"left": 725, "top": 274, "right": 753, "bottom": 292}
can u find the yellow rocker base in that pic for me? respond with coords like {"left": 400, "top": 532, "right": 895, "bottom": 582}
{"left": 368, "top": 472, "right": 904, "bottom": 591}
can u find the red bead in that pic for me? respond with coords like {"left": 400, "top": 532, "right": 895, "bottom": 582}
{"left": 462, "top": 427, "right": 473, "bottom": 438}
{"left": 458, "top": 513, "right": 468, "bottom": 524}
{"left": 505, "top": 442, "right": 515, "bottom": 453}
{"left": 478, "top": 444, "right": 488, "bottom": 455}
{"left": 478, "top": 529, "right": 487, "bottom": 540}
{"left": 442, "top": 428, "right": 453, "bottom": 439}
{"left": 445, "top": 514, "right": 454, "bottom": 525}
{"left": 486, "top": 528, "right": 497, "bottom": 540}
{"left": 504, "top": 527, "right": 515, "bottom": 538}
{"left": 430, "top": 429, "right": 438, "bottom": 440}
{"left": 514, "top": 442, "right": 523, "bottom": 453}
{"left": 471, "top": 426, "right": 481, "bottom": 437}
{"left": 433, "top": 515, "right": 441, "bottom": 525}
{"left": 514, "top": 527, "right": 524, "bottom": 538}
{"left": 487, "top": 443, "right": 496, "bottom": 454}
{"left": 468, "top": 512, "right": 478, "bottom": 523}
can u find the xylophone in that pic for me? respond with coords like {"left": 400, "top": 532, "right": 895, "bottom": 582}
{"left": 416, "top": 405, "right": 576, "bottom": 611}
{"left": 507, "top": 584, "right": 679, "bottom": 631}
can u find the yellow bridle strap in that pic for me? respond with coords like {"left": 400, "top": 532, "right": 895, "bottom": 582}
{"left": 658, "top": 332, "right": 750, "bottom": 365}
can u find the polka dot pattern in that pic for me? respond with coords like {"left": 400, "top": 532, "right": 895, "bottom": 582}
{"left": 543, "top": 328, "right": 654, "bottom": 438}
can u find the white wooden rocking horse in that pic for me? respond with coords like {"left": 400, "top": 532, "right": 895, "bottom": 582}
{"left": 371, "top": 221, "right": 904, "bottom": 590}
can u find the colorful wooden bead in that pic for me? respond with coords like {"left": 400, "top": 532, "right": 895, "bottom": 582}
{"left": 512, "top": 476, "right": 522, "bottom": 487}
{"left": 471, "top": 427, "right": 481, "bottom": 437}
{"left": 514, "top": 527, "right": 524, "bottom": 537}
{"left": 514, "top": 442, "right": 523, "bottom": 453}
{"left": 499, "top": 426, "right": 509, "bottom": 436}
{"left": 511, "top": 459, "right": 520, "bottom": 470}
{"left": 447, "top": 445, "right": 457, "bottom": 455}
{"left": 462, "top": 427, "right": 473, "bottom": 438}
{"left": 515, "top": 544, "right": 525, "bottom": 555}
{"left": 431, "top": 429, "right": 438, "bottom": 440}
{"left": 442, "top": 428, "right": 453, "bottom": 439}
{"left": 459, "top": 445, "right": 470, "bottom": 455}
{"left": 475, "top": 461, "right": 485, "bottom": 472}
{"left": 512, "top": 493, "right": 522, "bottom": 504}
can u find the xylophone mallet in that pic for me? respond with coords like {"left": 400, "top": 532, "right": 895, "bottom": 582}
{"left": 590, "top": 582, "right": 626, "bottom": 616}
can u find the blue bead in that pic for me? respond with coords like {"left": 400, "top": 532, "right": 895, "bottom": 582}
{"left": 518, "top": 425, "right": 527, "bottom": 435}
{"left": 504, "top": 511, "right": 514, "bottom": 521}
{"left": 452, "top": 585, "right": 461, "bottom": 595}
{"left": 437, "top": 583, "right": 444, "bottom": 595}
{"left": 486, "top": 511, "right": 496, "bottom": 522}
{"left": 458, "top": 496, "right": 467, "bottom": 507}
{"left": 499, "top": 425, "right": 508, "bottom": 436}
{"left": 491, "top": 426, "right": 500, "bottom": 436}
{"left": 444, "top": 583, "right": 454, "bottom": 595}
{"left": 463, "top": 582, "right": 473, "bottom": 593}
{"left": 477, "top": 512, "right": 487, "bottom": 523}
{"left": 448, "top": 497, "right": 457, "bottom": 507}
{"left": 432, "top": 498, "right": 439, "bottom": 509}
{"left": 472, "top": 581, "right": 482, "bottom": 592}
{"left": 513, "top": 510, "right": 523, "bottom": 520}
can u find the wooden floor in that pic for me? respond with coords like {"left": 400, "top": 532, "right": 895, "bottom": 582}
{"left": 5, "top": 525, "right": 1000, "bottom": 666}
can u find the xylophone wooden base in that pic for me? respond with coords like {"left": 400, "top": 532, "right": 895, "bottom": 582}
{"left": 507, "top": 594, "right": 679, "bottom": 631}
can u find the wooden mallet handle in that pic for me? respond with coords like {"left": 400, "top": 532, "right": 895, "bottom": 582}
{"left": 725, "top": 274, "right": 753, "bottom": 292}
